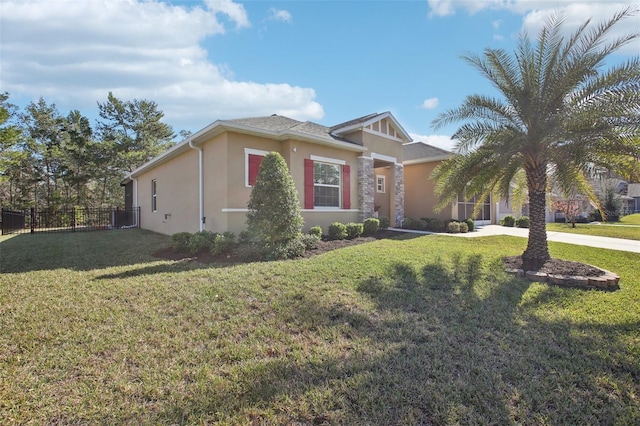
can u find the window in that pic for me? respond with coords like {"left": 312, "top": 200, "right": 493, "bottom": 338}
{"left": 314, "top": 162, "right": 341, "bottom": 207}
{"left": 457, "top": 193, "right": 490, "bottom": 221}
{"left": 376, "top": 175, "right": 386, "bottom": 193}
{"left": 244, "top": 148, "right": 268, "bottom": 187}
{"left": 151, "top": 179, "right": 157, "bottom": 212}
{"left": 304, "top": 156, "right": 350, "bottom": 210}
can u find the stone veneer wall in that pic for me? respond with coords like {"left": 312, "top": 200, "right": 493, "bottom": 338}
{"left": 394, "top": 163, "right": 404, "bottom": 226}
{"left": 357, "top": 157, "right": 374, "bottom": 222}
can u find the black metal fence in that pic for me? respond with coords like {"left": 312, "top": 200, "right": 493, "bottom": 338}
{"left": 1, "top": 207, "right": 140, "bottom": 235}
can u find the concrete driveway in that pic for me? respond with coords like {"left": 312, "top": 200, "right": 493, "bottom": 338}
{"left": 454, "top": 224, "right": 639, "bottom": 253}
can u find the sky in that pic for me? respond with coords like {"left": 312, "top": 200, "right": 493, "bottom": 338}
{"left": 1, "top": 0, "right": 639, "bottom": 152}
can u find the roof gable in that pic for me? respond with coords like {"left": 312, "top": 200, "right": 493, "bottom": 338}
{"left": 330, "top": 112, "right": 412, "bottom": 143}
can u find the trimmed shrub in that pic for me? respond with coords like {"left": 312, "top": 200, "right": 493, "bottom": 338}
{"left": 464, "top": 218, "right": 475, "bottom": 232}
{"left": 379, "top": 217, "right": 390, "bottom": 229}
{"left": 328, "top": 222, "right": 348, "bottom": 240}
{"left": 211, "top": 232, "right": 236, "bottom": 256}
{"left": 500, "top": 215, "right": 516, "bottom": 227}
{"left": 308, "top": 226, "right": 322, "bottom": 238}
{"left": 171, "top": 232, "right": 192, "bottom": 252}
{"left": 271, "top": 237, "right": 306, "bottom": 260}
{"left": 447, "top": 221, "right": 461, "bottom": 233}
{"left": 516, "top": 216, "right": 530, "bottom": 228}
{"left": 300, "top": 233, "right": 321, "bottom": 250}
{"left": 247, "top": 152, "right": 303, "bottom": 252}
{"left": 188, "top": 230, "right": 217, "bottom": 254}
{"left": 363, "top": 218, "right": 380, "bottom": 236}
{"left": 239, "top": 231, "right": 252, "bottom": 245}
{"left": 459, "top": 221, "right": 469, "bottom": 233}
{"left": 346, "top": 222, "right": 364, "bottom": 239}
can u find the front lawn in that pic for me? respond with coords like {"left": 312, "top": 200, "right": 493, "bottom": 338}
{"left": 546, "top": 222, "right": 640, "bottom": 240}
{"left": 1, "top": 230, "right": 638, "bottom": 424}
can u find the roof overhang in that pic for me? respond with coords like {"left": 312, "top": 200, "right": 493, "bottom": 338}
{"left": 403, "top": 153, "right": 452, "bottom": 165}
{"left": 126, "top": 120, "right": 367, "bottom": 179}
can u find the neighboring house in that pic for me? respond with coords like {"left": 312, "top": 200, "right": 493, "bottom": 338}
{"left": 629, "top": 183, "right": 640, "bottom": 213}
{"left": 122, "top": 112, "right": 410, "bottom": 235}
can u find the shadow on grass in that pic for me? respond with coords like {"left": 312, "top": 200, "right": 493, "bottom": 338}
{"left": 154, "top": 253, "right": 640, "bottom": 424}
{"left": 0, "top": 229, "right": 170, "bottom": 273}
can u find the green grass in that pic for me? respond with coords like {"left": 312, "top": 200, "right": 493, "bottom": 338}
{"left": 620, "top": 213, "right": 640, "bottom": 225}
{"left": 1, "top": 230, "right": 639, "bottom": 424}
{"left": 546, "top": 222, "right": 640, "bottom": 240}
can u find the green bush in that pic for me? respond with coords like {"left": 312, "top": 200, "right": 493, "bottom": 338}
{"left": 459, "top": 221, "right": 469, "bottom": 233}
{"left": 270, "top": 237, "right": 306, "bottom": 260}
{"left": 447, "top": 221, "right": 461, "bottom": 233}
{"left": 211, "top": 232, "right": 236, "bottom": 256}
{"left": 308, "top": 226, "right": 322, "bottom": 238}
{"left": 516, "top": 216, "right": 530, "bottom": 228}
{"left": 188, "top": 230, "right": 217, "bottom": 255}
{"left": 464, "top": 218, "right": 475, "bottom": 232}
{"left": 346, "top": 222, "right": 364, "bottom": 239}
{"left": 300, "top": 233, "right": 321, "bottom": 250}
{"left": 328, "top": 222, "right": 348, "bottom": 240}
{"left": 171, "top": 232, "right": 192, "bottom": 252}
{"left": 363, "top": 218, "right": 380, "bottom": 236}
{"left": 239, "top": 231, "right": 252, "bottom": 245}
{"left": 500, "top": 215, "right": 516, "bottom": 227}
{"left": 247, "top": 152, "right": 303, "bottom": 253}
{"left": 379, "top": 217, "right": 390, "bottom": 229}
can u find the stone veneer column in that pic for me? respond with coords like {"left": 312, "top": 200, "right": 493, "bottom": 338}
{"left": 357, "top": 156, "right": 374, "bottom": 222}
{"left": 393, "top": 163, "right": 404, "bottom": 227}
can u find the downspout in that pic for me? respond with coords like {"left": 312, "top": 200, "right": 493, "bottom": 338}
{"left": 133, "top": 177, "right": 138, "bottom": 227}
{"left": 188, "top": 139, "right": 205, "bottom": 231}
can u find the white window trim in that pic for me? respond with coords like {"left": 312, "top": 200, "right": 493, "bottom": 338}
{"left": 310, "top": 154, "right": 346, "bottom": 165}
{"left": 244, "top": 148, "right": 269, "bottom": 187}
{"left": 376, "top": 175, "right": 386, "bottom": 193}
{"left": 312, "top": 159, "right": 342, "bottom": 208}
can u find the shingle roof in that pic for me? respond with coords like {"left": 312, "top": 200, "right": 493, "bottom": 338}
{"left": 329, "top": 113, "right": 380, "bottom": 132}
{"left": 225, "top": 115, "right": 302, "bottom": 132}
{"left": 223, "top": 114, "right": 362, "bottom": 145}
{"left": 628, "top": 183, "right": 640, "bottom": 198}
{"left": 403, "top": 141, "right": 452, "bottom": 162}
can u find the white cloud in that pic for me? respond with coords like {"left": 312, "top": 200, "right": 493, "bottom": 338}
{"left": 420, "top": 98, "right": 440, "bottom": 109}
{"left": 428, "top": 1, "right": 639, "bottom": 54}
{"left": 268, "top": 8, "right": 293, "bottom": 23}
{"left": 0, "top": 0, "right": 323, "bottom": 131}
{"left": 409, "top": 133, "right": 457, "bottom": 152}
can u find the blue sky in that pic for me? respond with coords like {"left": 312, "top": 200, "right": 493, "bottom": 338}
{"left": 1, "top": 0, "right": 638, "bottom": 151}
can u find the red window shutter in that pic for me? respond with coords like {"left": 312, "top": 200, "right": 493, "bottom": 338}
{"left": 304, "top": 159, "right": 314, "bottom": 209}
{"left": 248, "top": 154, "right": 263, "bottom": 186}
{"left": 342, "top": 164, "right": 350, "bottom": 209}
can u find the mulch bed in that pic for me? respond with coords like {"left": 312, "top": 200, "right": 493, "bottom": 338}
{"left": 153, "top": 230, "right": 402, "bottom": 264}
{"left": 153, "top": 230, "right": 606, "bottom": 280}
{"left": 502, "top": 255, "right": 604, "bottom": 277}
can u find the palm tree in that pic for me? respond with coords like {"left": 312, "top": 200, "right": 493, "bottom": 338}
{"left": 432, "top": 8, "right": 640, "bottom": 270}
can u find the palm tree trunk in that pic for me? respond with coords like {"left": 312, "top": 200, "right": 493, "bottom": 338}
{"left": 523, "top": 163, "right": 550, "bottom": 270}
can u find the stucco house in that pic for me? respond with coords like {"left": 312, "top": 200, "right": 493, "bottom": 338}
{"left": 403, "top": 141, "right": 497, "bottom": 225}
{"left": 122, "top": 112, "right": 411, "bottom": 235}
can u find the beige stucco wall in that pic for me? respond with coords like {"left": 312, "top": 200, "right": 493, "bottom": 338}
{"left": 373, "top": 166, "right": 391, "bottom": 219}
{"left": 404, "top": 160, "right": 453, "bottom": 220}
{"left": 135, "top": 148, "right": 201, "bottom": 235}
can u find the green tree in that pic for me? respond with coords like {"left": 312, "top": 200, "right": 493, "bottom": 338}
{"left": 97, "top": 92, "right": 175, "bottom": 173}
{"left": 246, "top": 152, "right": 303, "bottom": 252}
{"left": 20, "top": 98, "right": 67, "bottom": 209}
{"left": 0, "top": 92, "right": 29, "bottom": 208}
{"left": 432, "top": 9, "right": 640, "bottom": 270}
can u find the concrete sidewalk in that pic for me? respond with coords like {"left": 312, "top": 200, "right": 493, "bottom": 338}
{"left": 389, "top": 225, "right": 640, "bottom": 253}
